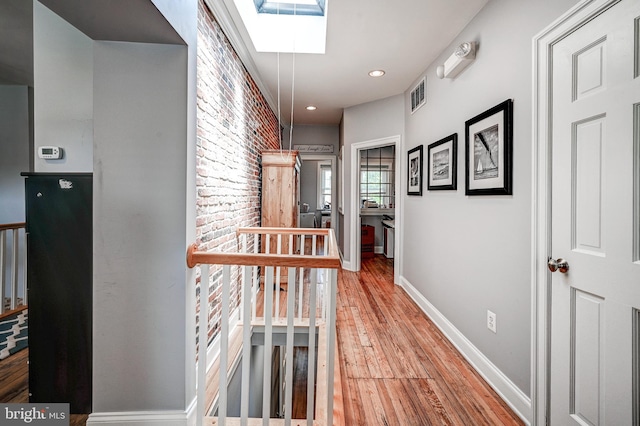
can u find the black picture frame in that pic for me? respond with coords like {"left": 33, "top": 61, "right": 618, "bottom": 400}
{"left": 427, "top": 133, "right": 457, "bottom": 191}
{"left": 407, "top": 145, "right": 423, "bottom": 196}
{"left": 465, "top": 99, "right": 513, "bottom": 195}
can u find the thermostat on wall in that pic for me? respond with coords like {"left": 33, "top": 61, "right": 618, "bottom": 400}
{"left": 38, "top": 146, "right": 63, "bottom": 159}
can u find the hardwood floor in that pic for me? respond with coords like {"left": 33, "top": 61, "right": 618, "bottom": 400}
{"left": 0, "top": 348, "right": 89, "bottom": 425}
{"left": 1, "top": 254, "right": 522, "bottom": 425}
{"left": 0, "top": 344, "right": 28, "bottom": 403}
{"left": 338, "top": 254, "right": 524, "bottom": 425}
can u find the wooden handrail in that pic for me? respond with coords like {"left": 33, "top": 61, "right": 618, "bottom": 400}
{"left": 237, "top": 227, "right": 330, "bottom": 236}
{"left": 187, "top": 248, "right": 341, "bottom": 269}
{"left": 0, "top": 222, "right": 26, "bottom": 231}
{"left": 187, "top": 228, "right": 341, "bottom": 269}
{"left": 238, "top": 227, "right": 340, "bottom": 262}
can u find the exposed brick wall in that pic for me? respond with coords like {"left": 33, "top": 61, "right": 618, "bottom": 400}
{"left": 196, "top": 0, "right": 281, "bottom": 346}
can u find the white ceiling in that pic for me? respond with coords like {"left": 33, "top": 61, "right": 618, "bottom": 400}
{"left": 218, "top": 0, "right": 489, "bottom": 126}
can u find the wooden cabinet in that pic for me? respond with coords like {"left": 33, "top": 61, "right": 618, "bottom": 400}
{"left": 261, "top": 150, "right": 301, "bottom": 231}
{"left": 261, "top": 150, "right": 301, "bottom": 283}
{"left": 361, "top": 225, "right": 375, "bottom": 258}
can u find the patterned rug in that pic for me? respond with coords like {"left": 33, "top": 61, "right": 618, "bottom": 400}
{"left": 0, "top": 309, "right": 28, "bottom": 360}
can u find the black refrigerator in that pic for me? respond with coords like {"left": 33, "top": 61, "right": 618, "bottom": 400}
{"left": 23, "top": 172, "right": 92, "bottom": 413}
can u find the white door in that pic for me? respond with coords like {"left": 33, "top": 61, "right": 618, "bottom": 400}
{"left": 550, "top": 0, "right": 640, "bottom": 424}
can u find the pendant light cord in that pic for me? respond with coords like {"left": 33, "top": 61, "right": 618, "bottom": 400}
{"left": 276, "top": 1, "right": 283, "bottom": 151}
{"left": 289, "top": 3, "right": 297, "bottom": 152}
{"left": 275, "top": 2, "right": 296, "bottom": 161}
{"left": 288, "top": 48, "right": 295, "bottom": 152}
{"left": 277, "top": 49, "right": 282, "bottom": 149}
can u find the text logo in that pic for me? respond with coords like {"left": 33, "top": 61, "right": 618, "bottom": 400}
{"left": 1, "top": 404, "right": 69, "bottom": 425}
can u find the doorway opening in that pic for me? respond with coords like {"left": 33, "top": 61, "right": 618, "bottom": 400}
{"left": 349, "top": 136, "right": 401, "bottom": 284}
{"left": 299, "top": 154, "right": 336, "bottom": 231}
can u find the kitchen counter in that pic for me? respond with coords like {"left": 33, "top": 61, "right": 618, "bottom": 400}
{"left": 360, "top": 208, "right": 395, "bottom": 216}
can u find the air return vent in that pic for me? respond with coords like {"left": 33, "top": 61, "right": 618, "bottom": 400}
{"left": 410, "top": 77, "right": 426, "bottom": 114}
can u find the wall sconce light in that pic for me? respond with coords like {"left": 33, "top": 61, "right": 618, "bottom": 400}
{"left": 436, "top": 41, "right": 477, "bottom": 79}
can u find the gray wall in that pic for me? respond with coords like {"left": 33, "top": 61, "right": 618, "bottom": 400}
{"left": 283, "top": 124, "right": 339, "bottom": 152}
{"left": 153, "top": 0, "right": 200, "bottom": 409}
{"left": 34, "top": 0, "right": 198, "bottom": 418}
{"left": 93, "top": 40, "right": 188, "bottom": 412}
{"left": 0, "top": 85, "right": 30, "bottom": 298}
{"left": 34, "top": 1, "right": 93, "bottom": 173}
{"left": 0, "top": 85, "right": 30, "bottom": 222}
{"left": 402, "top": 0, "right": 579, "bottom": 397}
{"left": 300, "top": 159, "right": 320, "bottom": 210}
{"left": 285, "top": 124, "right": 339, "bottom": 227}
{"left": 341, "top": 94, "right": 404, "bottom": 264}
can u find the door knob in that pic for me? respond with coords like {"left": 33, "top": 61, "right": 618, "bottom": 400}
{"left": 548, "top": 257, "right": 569, "bottom": 273}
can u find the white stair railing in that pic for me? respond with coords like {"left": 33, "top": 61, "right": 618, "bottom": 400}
{"left": 187, "top": 227, "right": 340, "bottom": 426}
{"left": 0, "top": 222, "right": 27, "bottom": 314}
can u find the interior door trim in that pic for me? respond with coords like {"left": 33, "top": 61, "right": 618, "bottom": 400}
{"left": 532, "top": 1, "right": 621, "bottom": 425}
{"left": 348, "top": 135, "right": 402, "bottom": 284}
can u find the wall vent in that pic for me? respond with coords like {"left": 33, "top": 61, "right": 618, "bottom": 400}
{"left": 410, "top": 77, "right": 426, "bottom": 114}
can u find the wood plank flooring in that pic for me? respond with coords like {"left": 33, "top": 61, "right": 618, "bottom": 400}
{"left": 0, "top": 348, "right": 89, "bottom": 425}
{"left": 1, "top": 253, "right": 522, "bottom": 425}
{"left": 338, "top": 255, "right": 523, "bottom": 425}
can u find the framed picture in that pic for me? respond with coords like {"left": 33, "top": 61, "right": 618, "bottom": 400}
{"left": 427, "top": 134, "right": 457, "bottom": 190}
{"left": 407, "top": 145, "right": 423, "bottom": 195}
{"left": 465, "top": 99, "right": 513, "bottom": 195}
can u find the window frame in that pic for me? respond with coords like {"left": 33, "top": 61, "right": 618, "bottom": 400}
{"left": 253, "top": 0, "right": 326, "bottom": 16}
{"left": 360, "top": 158, "right": 394, "bottom": 208}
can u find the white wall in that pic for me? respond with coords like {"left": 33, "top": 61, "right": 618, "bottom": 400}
{"left": 402, "top": 0, "right": 579, "bottom": 404}
{"left": 0, "top": 85, "right": 30, "bottom": 222}
{"left": 33, "top": 1, "right": 93, "bottom": 172}
{"left": 341, "top": 94, "right": 404, "bottom": 264}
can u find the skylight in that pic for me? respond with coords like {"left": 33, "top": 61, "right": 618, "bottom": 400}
{"left": 235, "top": 0, "right": 328, "bottom": 53}
{"left": 254, "top": 0, "right": 326, "bottom": 16}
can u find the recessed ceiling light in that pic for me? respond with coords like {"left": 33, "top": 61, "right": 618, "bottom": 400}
{"left": 306, "top": 105, "right": 317, "bottom": 111}
{"left": 368, "top": 70, "right": 385, "bottom": 77}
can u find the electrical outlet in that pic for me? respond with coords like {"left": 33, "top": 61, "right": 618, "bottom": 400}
{"left": 487, "top": 310, "right": 497, "bottom": 333}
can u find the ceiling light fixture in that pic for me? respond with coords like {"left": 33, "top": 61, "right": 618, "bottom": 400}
{"left": 368, "top": 70, "right": 385, "bottom": 77}
{"left": 306, "top": 105, "right": 317, "bottom": 111}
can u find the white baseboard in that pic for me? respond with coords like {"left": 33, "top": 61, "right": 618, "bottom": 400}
{"left": 87, "top": 396, "right": 197, "bottom": 425}
{"left": 398, "top": 275, "right": 532, "bottom": 425}
{"left": 87, "top": 407, "right": 196, "bottom": 426}
{"left": 341, "top": 259, "right": 353, "bottom": 271}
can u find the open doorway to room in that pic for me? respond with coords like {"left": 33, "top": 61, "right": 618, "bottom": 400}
{"left": 350, "top": 136, "right": 401, "bottom": 283}
{"left": 298, "top": 154, "right": 336, "bottom": 231}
